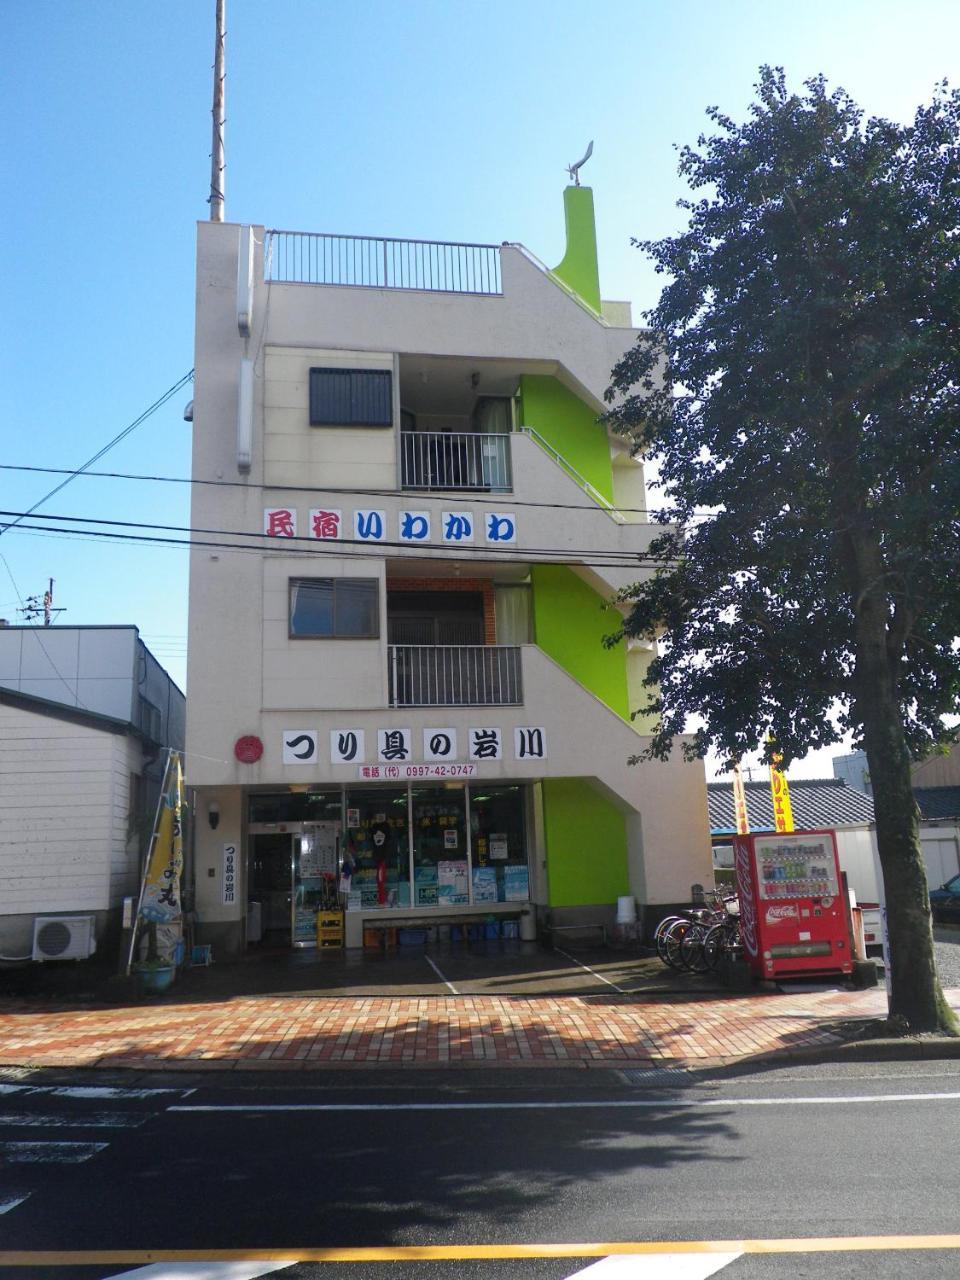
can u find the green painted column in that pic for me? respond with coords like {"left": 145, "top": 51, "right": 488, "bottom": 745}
{"left": 542, "top": 779, "right": 629, "bottom": 906}
{"left": 551, "top": 186, "right": 601, "bottom": 315}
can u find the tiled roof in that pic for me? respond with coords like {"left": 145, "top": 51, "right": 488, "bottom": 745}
{"left": 915, "top": 787, "right": 960, "bottom": 821}
{"left": 707, "top": 778, "right": 875, "bottom": 834}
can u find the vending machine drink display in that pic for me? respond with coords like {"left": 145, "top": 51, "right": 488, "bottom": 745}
{"left": 733, "top": 828, "right": 853, "bottom": 980}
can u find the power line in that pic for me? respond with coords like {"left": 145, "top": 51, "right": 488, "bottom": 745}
{"left": 0, "top": 460, "right": 719, "bottom": 523}
{"left": 0, "top": 506, "right": 665, "bottom": 565}
{"left": 2, "top": 512, "right": 668, "bottom": 572}
{"left": 0, "top": 371, "right": 194, "bottom": 539}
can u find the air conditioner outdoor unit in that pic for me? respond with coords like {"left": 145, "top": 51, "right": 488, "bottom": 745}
{"left": 31, "top": 915, "right": 97, "bottom": 962}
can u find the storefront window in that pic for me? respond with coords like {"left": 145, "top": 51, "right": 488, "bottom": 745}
{"left": 411, "top": 786, "right": 468, "bottom": 906}
{"left": 249, "top": 791, "right": 343, "bottom": 825}
{"left": 470, "top": 785, "right": 528, "bottom": 902}
{"left": 342, "top": 787, "right": 410, "bottom": 909}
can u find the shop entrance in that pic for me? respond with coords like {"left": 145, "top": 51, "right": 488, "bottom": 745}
{"left": 247, "top": 822, "right": 341, "bottom": 948}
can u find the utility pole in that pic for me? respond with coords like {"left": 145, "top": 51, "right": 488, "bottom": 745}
{"left": 21, "top": 578, "right": 63, "bottom": 627}
{"left": 209, "top": 0, "right": 225, "bottom": 221}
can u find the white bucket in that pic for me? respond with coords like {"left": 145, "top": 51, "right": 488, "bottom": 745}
{"left": 616, "top": 895, "right": 637, "bottom": 924}
{"left": 519, "top": 906, "right": 537, "bottom": 941}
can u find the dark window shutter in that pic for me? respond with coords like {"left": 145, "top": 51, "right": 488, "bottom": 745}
{"left": 309, "top": 368, "right": 392, "bottom": 426}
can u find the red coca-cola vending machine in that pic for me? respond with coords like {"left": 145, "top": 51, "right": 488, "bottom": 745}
{"left": 733, "top": 828, "right": 853, "bottom": 981}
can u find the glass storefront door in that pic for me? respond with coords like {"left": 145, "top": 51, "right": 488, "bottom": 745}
{"left": 411, "top": 786, "right": 468, "bottom": 906}
{"left": 248, "top": 832, "right": 295, "bottom": 945}
{"left": 293, "top": 822, "right": 341, "bottom": 946}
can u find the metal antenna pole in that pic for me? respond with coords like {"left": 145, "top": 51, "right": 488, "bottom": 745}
{"left": 209, "top": 0, "right": 225, "bottom": 221}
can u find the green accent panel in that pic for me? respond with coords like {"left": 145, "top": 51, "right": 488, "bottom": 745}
{"left": 543, "top": 779, "right": 629, "bottom": 906}
{"left": 519, "top": 375, "right": 614, "bottom": 503}
{"left": 531, "top": 564, "right": 629, "bottom": 719}
{"left": 551, "top": 186, "right": 601, "bottom": 314}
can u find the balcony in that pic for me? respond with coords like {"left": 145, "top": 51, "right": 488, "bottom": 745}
{"left": 265, "top": 231, "right": 502, "bottom": 295}
{"left": 388, "top": 645, "right": 523, "bottom": 707}
{"left": 400, "top": 431, "right": 512, "bottom": 493}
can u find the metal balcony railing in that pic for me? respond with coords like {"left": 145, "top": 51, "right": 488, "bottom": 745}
{"left": 389, "top": 645, "right": 523, "bottom": 707}
{"left": 265, "top": 231, "right": 502, "bottom": 294}
{"left": 400, "top": 431, "right": 512, "bottom": 492}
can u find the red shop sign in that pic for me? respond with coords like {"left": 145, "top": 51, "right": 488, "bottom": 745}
{"left": 234, "top": 735, "right": 264, "bottom": 764}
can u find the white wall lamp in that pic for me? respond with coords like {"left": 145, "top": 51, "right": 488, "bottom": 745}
{"left": 208, "top": 800, "right": 220, "bottom": 831}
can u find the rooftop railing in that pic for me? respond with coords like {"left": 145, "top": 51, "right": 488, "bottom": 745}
{"left": 265, "top": 230, "right": 502, "bottom": 294}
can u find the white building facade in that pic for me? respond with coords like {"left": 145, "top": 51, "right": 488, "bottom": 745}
{"left": 187, "top": 189, "right": 713, "bottom": 956}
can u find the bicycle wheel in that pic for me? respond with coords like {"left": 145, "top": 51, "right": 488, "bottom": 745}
{"left": 701, "top": 922, "right": 725, "bottom": 971}
{"left": 679, "top": 923, "right": 712, "bottom": 972}
{"left": 662, "top": 918, "right": 694, "bottom": 969}
{"left": 655, "top": 915, "right": 685, "bottom": 962}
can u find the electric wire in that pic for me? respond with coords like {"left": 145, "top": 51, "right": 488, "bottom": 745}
{"left": 0, "top": 461, "right": 719, "bottom": 523}
{"left": 2, "top": 515, "right": 667, "bottom": 572}
{"left": 0, "top": 371, "right": 194, "bottom": 538}
{"left": 0, "top": 507, "right": 671, "bottom": 569}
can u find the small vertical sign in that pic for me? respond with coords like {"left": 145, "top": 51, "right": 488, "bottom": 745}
{"left": 732, "top": 762, "right": 751, "bottom": 835}
{"left": 222, "top": 843, "right": 238, "bottom": 907}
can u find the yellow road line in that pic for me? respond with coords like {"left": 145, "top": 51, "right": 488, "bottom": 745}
{"left": 4, "top": 1236, "right": 960, "bottom": 1265}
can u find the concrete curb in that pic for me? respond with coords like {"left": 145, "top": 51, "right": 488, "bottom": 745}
{"left": 4, "top": 1034, "right": 960, "bottom": 1076}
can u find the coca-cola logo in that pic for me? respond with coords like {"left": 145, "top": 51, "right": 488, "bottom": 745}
{"left": 734, "top": 840, "right": 759, "bottom": 957}
{"left": 765, "top": 904, "right": 799, "bottom": 925}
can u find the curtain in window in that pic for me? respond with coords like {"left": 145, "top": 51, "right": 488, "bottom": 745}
{"left": 494, "top": 584, "right": 532, "bottom": 645}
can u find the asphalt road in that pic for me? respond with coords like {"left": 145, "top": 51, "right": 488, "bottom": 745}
{"left": 1, "top": 1059, "right": 959, "bottom": 1278}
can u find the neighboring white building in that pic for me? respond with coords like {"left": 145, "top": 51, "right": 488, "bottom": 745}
{"left": 708, "top": 778, "right": 960, "bottom": 907}
{"left": 186, "top": 186, "right": 713, "bottom": 959}
{"left": 0, "top": 626, "right": 185, "bottom": 961}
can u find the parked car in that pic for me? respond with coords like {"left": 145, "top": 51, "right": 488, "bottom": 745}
{"left": 929, "top": 873, "right": 960, "bottom": 924}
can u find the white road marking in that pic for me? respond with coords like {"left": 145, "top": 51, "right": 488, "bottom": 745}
{"left": 0, "top": 1141, "right": 108, "bottom": 1163}
{"left": 0, "top": 1110, "right": 148, "bottom": 1129}
{"left": 0, "top": 1190, "right": 31, "bottom": 1214}
{"left": 169, "top": 1090, "right": 960, "bottom": 1114}
{"left": 105, "top": 1262, "right": 291, "bottom": 1279}
{"left": 555, "top": 946, "right": 628, "bottom": 994}
{"left": 0, "top": 1084, "right": 194, "bottom": 1100}
{"left": 566, "top": 1254, "right": 742, "bottom": 1278}
{"left": 424, "top": 954, "right": 459, "bottom": 994}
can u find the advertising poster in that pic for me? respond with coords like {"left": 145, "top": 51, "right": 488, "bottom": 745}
{"left": 438, "top": 860, "right": 469, "bottom": 903}
{"left": 472, "top": 866, "right": 498, "bottom": 903}
{"left": 489, "top": 834, "right": 508, "bottom": 861}
{"left": 503, "top": 865, "right": 529, "bottom": 901}
{"left": 415, "top": 865, "right": 439, "bottom": 906}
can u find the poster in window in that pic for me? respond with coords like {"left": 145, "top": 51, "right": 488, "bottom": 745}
{"left": 472, "top": 866, "right": 498, "bottom": 903}
{"left": 489, "top": 834, "right": 509, "bottom": 861}
{"left": 443, "top": 828, "right": 459, "bottom": 850}
{"left": 438, "top": 860, "right": 468, "bottom": 903}
{"left": 503, "top": 865, "right": 529, "bottom": 901}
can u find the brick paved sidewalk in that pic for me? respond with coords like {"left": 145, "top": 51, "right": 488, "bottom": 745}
{"left": 0, "top": 986, "right": 931, "bottom": 1072}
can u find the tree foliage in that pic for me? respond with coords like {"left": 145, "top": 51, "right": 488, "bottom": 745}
{"left": 606, "top": 68, "right": 960, "bottom": 1032}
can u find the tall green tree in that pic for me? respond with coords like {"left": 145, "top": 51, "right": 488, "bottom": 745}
{"left": 606, "top": 68, "right": 960, "bottom": 1034}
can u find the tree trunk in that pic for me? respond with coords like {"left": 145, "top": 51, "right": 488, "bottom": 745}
{"left": 852, "top": 535, "right": 958, "bottom": 1034}
{"left": 862, "top": 708, "right": 955, "bottom": 1032}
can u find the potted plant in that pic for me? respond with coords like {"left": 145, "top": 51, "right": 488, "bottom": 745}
{"left": 133, "top": 922, "right": 177, "bottom": 994}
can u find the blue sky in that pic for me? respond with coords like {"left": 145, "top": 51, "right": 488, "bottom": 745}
{"left": 3, "top": 0, "right": 958, "bottom": 773}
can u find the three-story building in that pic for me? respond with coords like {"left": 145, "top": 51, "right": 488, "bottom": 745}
{"left": 186, "top": 184, "right": 712, "bottom": 956}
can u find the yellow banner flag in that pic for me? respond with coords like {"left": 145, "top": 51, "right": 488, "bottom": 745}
{"left": 768, "top": 747, "right": 795, "bottom": 833}
{"left": 141, "top": 752, "right": 184, "bottom": 924}
{"left": 732, "top": 762, "right": 751, "bottom": 834}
